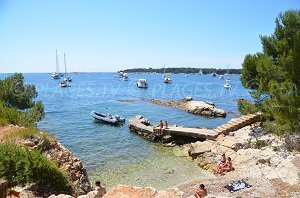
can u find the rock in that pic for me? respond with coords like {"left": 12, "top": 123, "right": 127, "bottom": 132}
{"left": 79, "top": 191, "right": 98, "bottom": 198}
{"left": 103, "top": 185, "right": 157, "bottom": 198}
{"left": 283, "top": 134, "right": 300, "bottom": 151}
{"left": 19, "top": 190, "right": 35, "bottom": 198}
{"left": 150, "top": 99, "right": 226, "bottom": 117}
{"left": 188, "top": 140, "right": 214, "bottom": 158}
{"left": 156, "top": 188, "right": 184, "bottom": 197}
{"left": 48, "top": 194, "right": 74, "bottom": 198}
{"left": 184, "top": 101, "right": 226, "bottom": 117}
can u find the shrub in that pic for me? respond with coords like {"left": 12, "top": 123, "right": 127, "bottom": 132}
{"left": 238, "top": 99, "right": 260, "bottom": 115}
{"left": 0, "top": 144, "right": 70, "bottom": 193}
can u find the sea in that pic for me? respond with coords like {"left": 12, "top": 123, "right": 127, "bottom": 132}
{"left": 0, "top": 72, "right": 252, "bottom": 189}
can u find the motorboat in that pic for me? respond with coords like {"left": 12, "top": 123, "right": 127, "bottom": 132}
{"left": 114, "top": 71, "right": 124, "bottom": 78}
{"left": 51, "top": 72, "right": 60, "bottom": 79}
{"left": 90, "top": 111, "right": 125, "bottom": 124}
{"left": 219, "top": 75, "right": 224, "bottom": 79}
{"left": 137, "top": 79, "right": 148, "bottom": 88}
{"left": 58, "top": 80, "right": 71, "bottom": 88}
{"left": 64, "top": 77, "right": 72, "bottom": 82}
{"left": 163, "top": 75, "right": 172, "bottom": 83}
{"left": 162, "top": 68, "right": 172, "bottom": 83}
{"left": 123, "top": 73, "right": 129, "bottom": 81}
{"left": 224, "top": 79, "right": 232, "bottom": 89}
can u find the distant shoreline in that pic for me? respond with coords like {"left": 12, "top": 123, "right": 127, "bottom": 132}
{"left": 0, "top": 67, "right": 241, "bottom": 75}
{"left": 123, "top": 67, "right": 241, "bottom": 75}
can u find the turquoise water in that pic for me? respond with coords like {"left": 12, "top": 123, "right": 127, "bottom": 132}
{"left": 0, "top": 73, "right": 251, "bottom": 189}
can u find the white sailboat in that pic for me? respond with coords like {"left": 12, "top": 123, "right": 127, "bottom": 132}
{"left": 63, "top": 53, "right": 72, "bottom": 82}
{"left": 51, "top": 50, "right": 61, "bottom": 79}
{"left": 197, "top": 69, "right": 203, "bottom": 75}
{"left": 58, "top": 53, "right": 71, "bottom": 88}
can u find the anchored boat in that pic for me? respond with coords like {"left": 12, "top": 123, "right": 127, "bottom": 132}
{"left": 90, "top": 111, "right": 125, "bottom": 124}
{"left": 137, "top": 79, "right": 148, "bottom": 88}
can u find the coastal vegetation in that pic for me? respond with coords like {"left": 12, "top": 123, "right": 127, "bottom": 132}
{"left": 240, "top": 10, "right": 300, "bottom": 135}
{"left": 0, "top": 74, "right": 72, "bottom": 196}
{"left": 0, "top": 73, "right": 45, "bottom": 127}
{"left": 0, "top": 143, "right": 70, "bottom": 193}
{"left": 123, "top": 67, "right": 241, "bottom": 74}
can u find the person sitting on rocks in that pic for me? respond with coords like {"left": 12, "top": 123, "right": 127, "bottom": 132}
{"left": 214, "top": 153, "right": 226, "bottom": 174}
{"left": 219, "top": 157, "right": 233, "bottom": 175}
{"left": 194, "top": 184, "right": 207, "bottom": 198}
{"left": 95, "top": 180, "right": 106, "bottom": 197}
{"left": 164, "top": 120, "right": 169, "bottom": 129}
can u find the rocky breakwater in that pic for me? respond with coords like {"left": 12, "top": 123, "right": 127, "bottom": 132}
{"left": 181, "top": 124, "right": 300, "bottom": 197}
{"left": 2, "top": 126, "right": 92, "bottom": 197}
{"left": 151, "top": 98, "right": 226, "bottom": 117}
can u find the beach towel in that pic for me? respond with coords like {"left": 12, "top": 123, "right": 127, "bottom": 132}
{"left": 224, "top": 180, "right": 252, "bottom": 193}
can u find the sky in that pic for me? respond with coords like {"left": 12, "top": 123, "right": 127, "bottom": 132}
{"left": 0, "top": 0, "right": 299, "bottom": 73}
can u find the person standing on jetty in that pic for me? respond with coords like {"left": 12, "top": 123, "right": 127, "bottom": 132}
{"left": 194, "top": 184, "right": 207, "bottom": 197}
{"left": 159, "top": 120, "right": 164, "bottom": 135}
{"left": 95, "top": 180, "right": 106, "bottom": 197}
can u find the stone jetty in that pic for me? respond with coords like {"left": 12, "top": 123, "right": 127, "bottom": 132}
{"left": 129, "top": 113, "right": 263, "bottom": 144}
{"left": 150, "top": 98, "right": 226, "bottom": 117}
{"left": 129, "top": 115, "right": 219, "bottom": 144}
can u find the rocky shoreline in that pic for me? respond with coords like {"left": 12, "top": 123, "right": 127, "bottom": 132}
{"left": 0, "top": 125, "right": 92, "bottom": 197}
{"left": 150, "top": 98, "right": 227, "bottom": 117}
{"left": 1, "top": 119, "right": 299, "bottom": 197}
{"left": 127, "top": 116, "right": 300, "bottom": 197}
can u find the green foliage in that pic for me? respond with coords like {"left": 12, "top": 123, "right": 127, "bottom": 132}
{"left": 0, "top": 73, "right": 45, "bottom": 127}
{"left": 123, "top": 67, "right": 241, "bottom": 74}
{"left": 240, "top": 10, "right": 300, "bottom": 134}
{"left": 0, "top": 73, "right": 37, "bottom": 109}
{"left": 255, "top": 139, "right": 264, "bottom": 149}
{"left": 238, "top": 99, "right": 261, "bottom": 115}
{"left": 3, "top": 127, "right": 53, "bottom": 150}
{"left": 0, "top": 144, "right": 70, "bottom": 193}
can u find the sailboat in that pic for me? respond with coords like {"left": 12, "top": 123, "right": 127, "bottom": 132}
{"left": 162, "top": 68, "right": 172, "bottom": 83}
{"left": 58, "top": 53, "right": 71, "bottom": 87}
{"left": 51, "top": 50, "right": 61, "bottom": 79}
{"left": 63, "top": 53, "right": 72, "bottom": 82}
{"left": 197, "top": 69, "right": 203, "bottom": 75}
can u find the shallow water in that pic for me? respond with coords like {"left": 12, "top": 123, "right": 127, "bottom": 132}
{"left": 0, "top": 72, "right": 251, "bottom": 189}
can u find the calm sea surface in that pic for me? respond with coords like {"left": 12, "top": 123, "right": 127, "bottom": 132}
{"left": 0, "top": 73, "right": 251, "bottom": 189}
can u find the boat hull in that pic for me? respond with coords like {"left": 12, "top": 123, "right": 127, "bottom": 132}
{"left": 90, "top": 111, "right": 125, "bottom": 124}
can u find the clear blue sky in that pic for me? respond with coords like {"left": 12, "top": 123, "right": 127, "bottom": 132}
{"left": 0, "top": 0, "right": 299, "bottom": 73}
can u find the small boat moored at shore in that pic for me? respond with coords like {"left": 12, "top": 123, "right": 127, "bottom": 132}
{"left": 90, "top": 111, "right": 125, "bottom": 124}
{"left": 137, "top": 79, "right": 148, "bottom": 88}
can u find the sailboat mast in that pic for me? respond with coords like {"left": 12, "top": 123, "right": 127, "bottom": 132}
{"left": 64, "top": 53, "right": 67, "bottom": 76}
{"left": 56, "top": 49, "right": 60, "bottom": 74}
